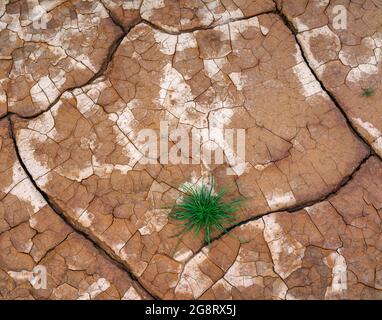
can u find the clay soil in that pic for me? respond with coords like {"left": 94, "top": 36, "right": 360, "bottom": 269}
{"left": 0, "top": 0, "right": 381, "bottom": 300}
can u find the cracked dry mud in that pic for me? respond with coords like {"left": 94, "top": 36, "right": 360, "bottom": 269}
{"left": 0, "top": 0, "right": 381, "bottom": 300}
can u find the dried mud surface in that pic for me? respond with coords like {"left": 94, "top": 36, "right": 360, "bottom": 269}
{"left": 0, "top": 0, "right": 381, "bottom": 300}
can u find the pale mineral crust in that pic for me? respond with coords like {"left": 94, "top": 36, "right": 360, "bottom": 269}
{"left": 0, "top": 119, "right": 150, "bottom": 300}
{"left": 101, "top": 0, "right": 275, "bottom": 32}
{"left": 0, "top": 0, "right": 123, "bottom": 117}
{"left": 175, "top": 157, "right": 382, "bottom": 300}
{"left": 0, "top": 0, "right": 381, "bottom": 301}
{"left": 11, "top": 12, "right": 370, "bottom": 298}
{"left": 277, "top": 0, "right": 382, "bottom": 157}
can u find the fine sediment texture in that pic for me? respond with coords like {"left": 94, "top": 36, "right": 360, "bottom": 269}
{"left": 0, "top": 0, "right": 381, "bottom": 300}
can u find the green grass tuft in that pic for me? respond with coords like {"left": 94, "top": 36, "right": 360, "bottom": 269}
{"left": 170, "top": 178, "right": 244, "bottom": 244}
{"left": 362, "top": 87, "right": 375, "bottom": 97}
